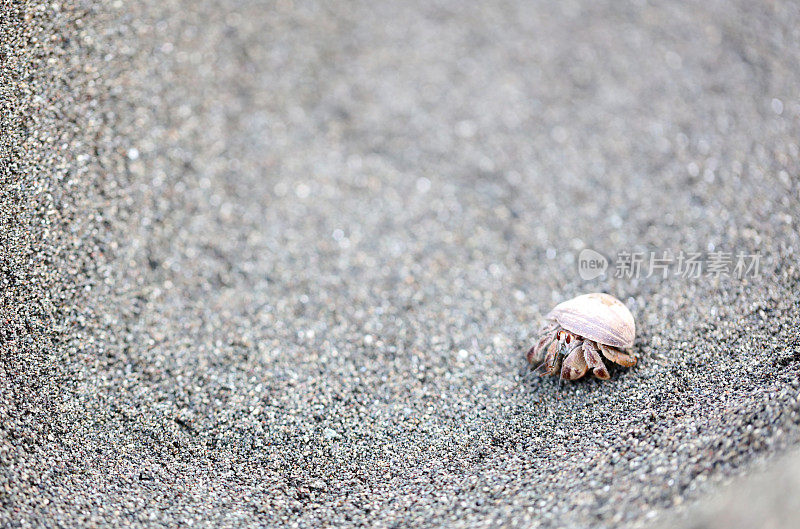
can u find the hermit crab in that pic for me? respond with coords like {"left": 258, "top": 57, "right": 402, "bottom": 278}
{"left": 526, "top": 293, "right": 637, "bottom": 381}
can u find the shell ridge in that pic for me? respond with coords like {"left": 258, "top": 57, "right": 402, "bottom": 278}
{"left": 549, "top": 294, "right": 635, "bottom": 348}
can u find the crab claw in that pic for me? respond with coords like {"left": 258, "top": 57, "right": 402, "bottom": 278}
{"left": 582, "top": 341, "right": 610, "bottom": 380}
{"left": 560, "top": 342, "right": 588, "bottom": 380}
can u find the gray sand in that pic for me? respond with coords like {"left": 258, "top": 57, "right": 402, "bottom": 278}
{"left": 2, "top": 0, "right": 799, "bottom": 527}
{"left": 668, "top": 447, "right": 800, "bottom": 529}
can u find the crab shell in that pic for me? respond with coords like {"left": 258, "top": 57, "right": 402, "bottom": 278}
{"left": 546, "top": 293, "right": 635, "bottom": 349}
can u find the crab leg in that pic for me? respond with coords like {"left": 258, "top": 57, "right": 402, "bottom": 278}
{"left": 537, "top": 340, "right": 562, "bottom": 377}
{"left": 582, "top": 341, "right": 610, "bottom": 380}
{"left": 560, "top": 340, "right": 588, "bottom": 380}
{"left": 526, "top": 324, "right": 559, "bottom": 364}
{"left": 598, "top": 344, "right": 637, "bottom": 367}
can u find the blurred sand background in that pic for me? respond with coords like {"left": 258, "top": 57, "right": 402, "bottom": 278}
{"left": 2, "top": 1, "right": 799, "bottom": 527}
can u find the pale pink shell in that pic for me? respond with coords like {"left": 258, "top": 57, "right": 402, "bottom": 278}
{"left": 546, "top": 293, "right": 635, "bottom": 349}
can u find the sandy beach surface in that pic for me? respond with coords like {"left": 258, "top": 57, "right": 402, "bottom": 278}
{"left": 2, "top": 1, "right": 799, "bottom": 527}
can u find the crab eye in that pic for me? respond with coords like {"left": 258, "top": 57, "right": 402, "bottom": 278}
{"left": 565, "top": 334, "right": 572, "bottom": 344}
